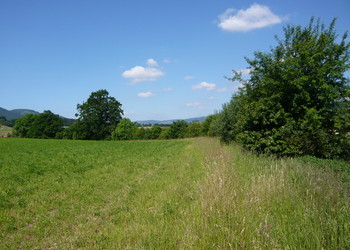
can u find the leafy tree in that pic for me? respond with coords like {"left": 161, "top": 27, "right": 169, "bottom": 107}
{"left": 14, "top": 111, "right": 63, "bottom": 139}
{"left": 208, "top": 114, "right": 222, "bottom": 137}
{"left": 168, "top": 120, "right": 188, "bottom": 139}
{"left": 0, "top": 116, "right": 6, "bottom": 125}
{"left": 186, "top": 122, "right": 202, "bottom": 137}
{"left": 201, "top": 115, "right": 215, "bottom": 136}
{"left": 13, "top": 114, "right": 37, "bottom": 138}
{"left": 143, "top": 128, "right": 152, "bottom": 140}
{"left": 75, "top": 89, "right": 123, "bottom": 140}
{"left": 112, "top": 118, "right": 137, "bottom": 140}
{"left": 222, "top": 18, "right": 350, "bottom": 159}
{"left": 66, "top": 120, "right": 90, "bottom": 140}
{"left": 158, "top": 127, "right": 170, "bottom": 139}
{"left": 149, "top": 125, "right": 162, "bottom": 139}
{"left": 30, "top": 111, "right": 64, "bottom": 138}
{"left": 134, "top": 127, "right": 146, "bottom": 140}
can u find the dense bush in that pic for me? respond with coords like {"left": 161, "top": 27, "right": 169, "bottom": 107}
{"left": 216, "top": 18, "right": 350, "bottom": 159}
{"left": 13, "top": 111, "right": 64, "bottom": 139}
{"left": 112, "top": 118, "right": 137, "bottom": 140}
{"left": 168, "top": 120, "right": 189, "bottom": 139}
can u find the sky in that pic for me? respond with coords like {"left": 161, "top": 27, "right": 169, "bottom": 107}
{"left": 1, "top": 0, "right": 349, "bottom": 121}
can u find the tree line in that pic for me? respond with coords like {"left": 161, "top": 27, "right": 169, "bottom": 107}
{"left": 12, "top": 89, "right": 210, "bottom": 140}
{"left": 10, "top": 18, "right": 350, "bottom": 159}
{"left": 207, "top": 18, "right": 350, "bottom": 160}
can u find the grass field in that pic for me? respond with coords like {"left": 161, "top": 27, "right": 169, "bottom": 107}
{"left": 0, "top": 125, "right": 12, "bottom": 137}
{"left": 1, "top": 137, "right": 350, "bottom": 248}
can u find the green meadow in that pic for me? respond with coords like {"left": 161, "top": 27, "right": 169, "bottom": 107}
{"left": 1, "top": 138, "right": 350, "bottom": 249}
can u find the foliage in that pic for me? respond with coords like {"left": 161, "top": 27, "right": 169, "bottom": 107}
{"left": 186, "top": 122, "right": 202, "bottom": 137}
{"left": 219, "top": 18, "right": 350, "bottom": 159}
{"left": 0, "top": 116, "right": 16, "bottom": 127}
{"left": 112, "top": 118, "right": 137, "bottom": 140}
{"left": 148, "top": 125, "right": 162, "bottom": 139}
{"left": 158, "top": 127, "right": 170, "bottom": 139}
{"left": 201, "top": 114, "right": 215, "bottom": 135}
{"left": 13, "top": 111, "right": 63, "bottom": 139}
{"left": 168, "top": 120, "right": 188, "bottom": 139}
{"left": 134, "top": 127, "right": 146, "bottom": 140}
{"left": 208, "top": 114, "right": 222, "bottom": 137}
{"left": 75, "top": 89, "right": 123, "bottom": 140}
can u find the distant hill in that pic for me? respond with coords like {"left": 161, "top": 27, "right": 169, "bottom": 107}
{"left": 0, "top": 107, "right": 40, "bottom": 120}
{"left": 136, "top": 116, "right": 207, "bottom": 126}
{"left": 0, "top": 107, "right": 76, "bottom": 126}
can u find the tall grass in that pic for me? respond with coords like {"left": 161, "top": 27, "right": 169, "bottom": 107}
{"left": 193, "top": 138, "right": 350, "bottom": 248}
{"left": 1, "top": 137, "right": 349, "bottom": 248}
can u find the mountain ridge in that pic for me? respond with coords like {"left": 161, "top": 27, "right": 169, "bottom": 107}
{"left": 0, "top": 107, "right": 40, "bottom": 120}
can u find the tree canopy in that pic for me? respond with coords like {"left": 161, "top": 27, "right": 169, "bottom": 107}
{"left": 168, "top": 120, "right": 188, "bottom": 139}
{"left": 218, "top": 18, "right": 350, "bottom": 159}
{"left": 112, "top": 118, "right": 137, "bottom": 140}
{"left": 13, "top": 111, "right": 63, "bottom": 139}
{"left": 74, "top": 89, "right": 123, "bottom": 140}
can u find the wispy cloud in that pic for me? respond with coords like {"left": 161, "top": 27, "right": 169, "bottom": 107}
{"left": 137, "top": 91, "right": 155, "bottom": 98}
{"left": 218, "top": 4, "right": 284, "bottom": 32}
{"left": 192, "top": 81, "right": 216, "bottom": 91}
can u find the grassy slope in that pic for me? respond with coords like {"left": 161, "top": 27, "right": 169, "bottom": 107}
{"left": 1, "top": 138, "right": 349, "bottom": 248}
{"left": 0, "top": 125, "right": 12, "bottom": 137}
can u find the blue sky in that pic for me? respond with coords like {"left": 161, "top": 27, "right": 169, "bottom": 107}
{"left": 1, "top": 0, "right": 349, "bottom": 120}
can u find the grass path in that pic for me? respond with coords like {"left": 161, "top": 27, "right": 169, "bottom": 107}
{"left": 1, "top": 138, "right": 350, "bottom": 248}
{"left": 195, "top": 138, "right": 350, "bottom": 248}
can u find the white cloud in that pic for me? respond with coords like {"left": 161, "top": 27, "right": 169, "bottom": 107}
{"left": 146, "top": 58, "right": 158, "bottom": 67}
{"left": 163, "top": 58, "right": 171, "bottom": 64}
{"left": 192, "top": 81, "right": 216, "bottom": 91}
{"left": 218, "top": 4, "right": 283, "bottom": 32}
{"left": 137, "top": 91, "right": 155, "bottom": 98}
{"left": 184, "top": 75, "right": 194, "bottom": 80}
{"left": 122, "top": 66, "right": 165, "bottom": 84}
